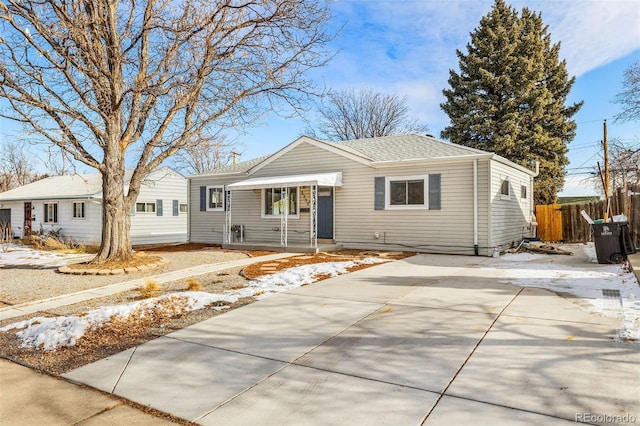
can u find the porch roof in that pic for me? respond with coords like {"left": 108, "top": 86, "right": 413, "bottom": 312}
{"left": 226, "top": 172, "right": 343, "bottom": 191}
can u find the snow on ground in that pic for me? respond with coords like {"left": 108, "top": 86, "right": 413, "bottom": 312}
{"left": 0, "top": 257, "right": 387, "bottom": 351}
{"left": 496, "top": 244, "right": 640, "bottom": 342}
{"left": 0, "top": 244, "right": 90, "bottom": 268}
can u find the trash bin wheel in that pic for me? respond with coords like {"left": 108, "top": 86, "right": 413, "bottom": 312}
{"left": 609, "top": 253, "right": 625, "bottom": 263}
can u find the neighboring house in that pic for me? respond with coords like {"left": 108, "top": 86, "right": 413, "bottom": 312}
{"left": 188, "top": 134, "right": 537, "bottom": 256}
{"left": 0, "top": 167, "right": 188, "bottom": 245}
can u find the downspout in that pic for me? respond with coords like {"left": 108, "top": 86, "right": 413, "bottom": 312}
{"left": 187, "top": 179, "right": 191, "bottom": 242}
{"left": 473, "top": 159, "right": 479, "bottom": 255}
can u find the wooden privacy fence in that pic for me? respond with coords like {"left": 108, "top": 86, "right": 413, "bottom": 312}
{"left": 536, "top": 186, "right": 640, "bottom": 247}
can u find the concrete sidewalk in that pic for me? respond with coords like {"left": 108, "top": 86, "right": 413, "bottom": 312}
{"left": 0, "top": 252, "right": 295, "bottom": 321}
{"left": 0, "top": 359, "right": 180, "bottom": 425}
{"left": 62, "top": 251, "right": 639, "bottom": 425}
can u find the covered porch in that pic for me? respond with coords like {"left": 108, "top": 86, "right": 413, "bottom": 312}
{"left": 222, "top": 172, "right": 342, "bottom": 253}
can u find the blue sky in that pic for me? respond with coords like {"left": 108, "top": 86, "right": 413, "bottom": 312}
{"left": 231, "top": 0, "right": 640, "bottom": 197}
{"left": 2, "top": 0, "right": 639, "bottom": 196}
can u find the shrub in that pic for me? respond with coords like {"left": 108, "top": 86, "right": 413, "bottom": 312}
{"left": 185, "top": 278, "right": 202, "bottom": 291}
{"left": 140, "top": 280, "right": 162, "bottom": 299}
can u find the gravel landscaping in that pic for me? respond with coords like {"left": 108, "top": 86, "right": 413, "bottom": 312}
{"left": 0, "top": 246, "right": 252, "bottom": 306}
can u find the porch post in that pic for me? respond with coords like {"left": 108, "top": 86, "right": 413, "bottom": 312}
{"left": 225, "top": 190, "right": 232, "bottom": 244}
{"left": 280, "top": 187, "right": 288, "bottom": 247}
{"left": 310, "top": 185, "right": 318, "bottom": 249}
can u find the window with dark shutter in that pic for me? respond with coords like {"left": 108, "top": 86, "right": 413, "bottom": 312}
{"left": 374, "top": 177, "right": 385, "bottom": 210}
{"left": 428, "top": 174, "right": 441, "bottom": 210}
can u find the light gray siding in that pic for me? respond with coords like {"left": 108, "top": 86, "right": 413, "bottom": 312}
{"left": 130, "top": 168, "right": 188, "bottom": 245}
{"left": 189, "top": 141, "right": 494, "bottom": 255}
{"left": 489, "top": 159, "right": 534, "bottom": 251}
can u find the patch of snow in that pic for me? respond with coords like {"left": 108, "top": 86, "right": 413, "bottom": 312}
{"left": 0, "top": 257, "right": 387, "bottom": 351}
{"left": 490, "top": 250, "right": 639, "bottom": 343}
{"left": 0, "top": 244, "right": 89, "bottom": 268}
{"left": 583, "top": 243, "right": 598, "bottom": 263}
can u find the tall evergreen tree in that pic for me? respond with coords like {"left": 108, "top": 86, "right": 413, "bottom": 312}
{"left": 441, "top": 0, "right": 582, "bottom": 205}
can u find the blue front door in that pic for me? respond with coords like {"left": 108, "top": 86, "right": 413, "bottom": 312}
{"left": 317, "top": 187, "right": 334, "bottom": 239}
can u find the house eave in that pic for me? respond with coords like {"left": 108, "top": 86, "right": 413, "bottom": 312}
{"left": 371, "top": 154, "right": 493, "bottom": 168}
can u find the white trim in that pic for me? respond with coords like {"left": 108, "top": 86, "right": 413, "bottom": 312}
{"left": 384, "top": 174, "right": 429, "bottom": 210}
{"left": 248, "top": 137, "right": 371, "bottom": 174}
{"left": 261, "top": 187, "right": 300, "bottom": 219}
{"left": 206, "top": 185, "right": 225, "bottom": 211}
{"left": 227, "top": 172, "right": 343, "bottom": 191}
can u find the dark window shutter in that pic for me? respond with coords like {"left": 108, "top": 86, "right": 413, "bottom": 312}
{"left": 173, "top": 200, "right": 179, "bottom": 216}
{"left": 374, "top": 177, "right": 385, "bottom": 210}
{"left": 200, "top": 186, "right": 206, "bottom": 211}
{"left": 44, "top": 205, "right": 48, "bottom": 222}
{"left": 224, "top": 190, "right": 230, "bottom": 211}
{"left": 156, "top": 199, "right": 163, "bottom": 216}
{"left": 54, "top": 204, "right": 58, "bottom": 222}
{"left": 429, "top": 174, "right": 441, "bottom": 210}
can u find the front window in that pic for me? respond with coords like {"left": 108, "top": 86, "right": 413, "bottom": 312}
{"left": 72, "top": 202, "right": 85, "bottom": 219}
{"left": 385, "top": 175, "right": 428, "bottom": 209}
{"left": 180, "top": 203, "right": 188, "bottom": 213}
{"left": 207, "top": 186, "right": 224, "bottom": 211}
{"left": 390, "top": 179, "right": 424, "bottom": 206}
{"left": 263, "top": 187, "right": 298, "bottom": 217}
{"left": 521, "top": 185, "right": 527, "bottom": 199}
{"left": 44, "top": 203, "right": 58, "bottom": 223}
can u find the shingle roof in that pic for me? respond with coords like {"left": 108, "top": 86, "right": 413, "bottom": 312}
{"left": 327, "top": 134, "right": 487, "bottom": 162}
{"left": 190, "top": 155, "right": 272, "bottom": 177}
{"left": 0, "top": 173, "right": 105, "bottom": 201}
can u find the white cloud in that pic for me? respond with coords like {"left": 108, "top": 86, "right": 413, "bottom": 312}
{"left": 518, "top": 0, "right": 640, "bottom": 77}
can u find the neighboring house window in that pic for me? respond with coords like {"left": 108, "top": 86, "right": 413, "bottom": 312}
{"left": 44, "top": 203, "right": 58, "bottom": 223}
{"left": 207, "top": 186, "right": 224, "bottom": 211}
{"left": 72, "top": 202, "right": 85, "bottom": 219}
{"left": 500, "top": 177, "right": 510, "bottom": 200}
{"left": 179, "top": 203, "right": 188, "bottom": 213}
{"left": 521, "top": 185, "right": 527, "bottom": 199}
{"left": 263, "top": 187, "right": 298, "bottom": 217}
{"left": 136, "top": 202, "right": 156, "bottom": 213}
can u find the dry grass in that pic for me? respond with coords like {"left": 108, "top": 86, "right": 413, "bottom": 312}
{"left": 139, "top": 280, "right": 162, "bottom": 299}
{"left": 184, "top": 278, "right": 203, "bottom": 291}
{"left": 68, "top": 254, "right": 163, "bottom": 270}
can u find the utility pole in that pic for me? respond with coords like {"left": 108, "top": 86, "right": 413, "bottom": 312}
{"left": 603, "top": 119, "right": 610, "bottom": 221}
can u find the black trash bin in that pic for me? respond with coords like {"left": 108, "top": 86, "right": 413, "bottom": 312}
{"left": 592, "top": 222, "right": 630, "bottom": 264}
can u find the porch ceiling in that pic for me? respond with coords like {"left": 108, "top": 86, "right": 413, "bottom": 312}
{"left": 225, "top": 172, "right": 343, "bottom": 191}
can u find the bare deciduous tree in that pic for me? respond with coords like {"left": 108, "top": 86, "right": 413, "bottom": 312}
{"left": 308, "top": 88, "right": 429, "bottom": 141}
{"left": 614, "top": 61, "right": 640, "bottom": 123}
{"left": 174, "top": 133, "right": 244, "bottom": 175}
{"left": 0, "top": 141, "right": 34, "bottom": 192}
{"left": 0, "top": 0, "right": 333, "bottom": 262}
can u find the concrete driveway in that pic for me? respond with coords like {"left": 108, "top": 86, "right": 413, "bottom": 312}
{"left": 65, "top": 252, "right": 639, "bottom": 425}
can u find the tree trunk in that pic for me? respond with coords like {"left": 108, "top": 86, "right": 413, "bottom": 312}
{"left": 94, "top": 155, "right": 134, "bottom": 262}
